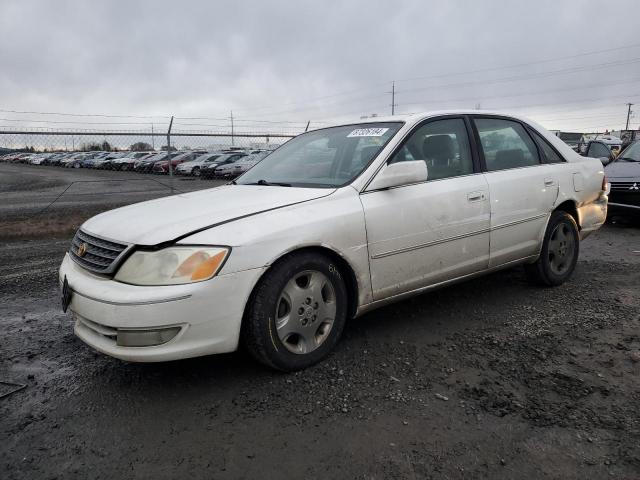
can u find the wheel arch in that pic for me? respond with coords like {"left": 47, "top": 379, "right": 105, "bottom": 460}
{"left": 553, "top": 199, "right": 580, "bottom": 229}
{"left": 242, "top": 245, "right": 361, "bottom": 324}
{"left": 532, "top": 200, "right": 581, "bottom": 262}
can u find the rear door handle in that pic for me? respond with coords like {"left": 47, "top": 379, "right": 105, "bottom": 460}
{"left": 467, "top": 191, "right": 485, "bottom": 202}
{"left": 544, "top": 178, "right": 555, "bottom": 186}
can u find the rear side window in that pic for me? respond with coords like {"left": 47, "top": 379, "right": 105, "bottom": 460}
{"left": 474, "top": 118, "right": 540, "bottom": 171}
{"left": 530, "top": 130, "right": 565, "bottom": 163}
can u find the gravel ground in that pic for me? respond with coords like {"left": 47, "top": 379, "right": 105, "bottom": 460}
{"left": 1, "top": 164, "right": 640, "bottom": 479}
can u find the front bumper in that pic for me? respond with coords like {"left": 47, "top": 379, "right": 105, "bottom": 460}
{"left": 59, "top": 253, "right": 265, "bottom": 362}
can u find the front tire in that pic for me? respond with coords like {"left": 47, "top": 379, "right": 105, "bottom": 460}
{"left": 242, "top": 252, "right": 348, "bottom": 371}
{"left": 526, "top": 211, "right": 579, "bottom": 286}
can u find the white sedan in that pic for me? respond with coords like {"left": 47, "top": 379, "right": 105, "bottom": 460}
{"left": 59, "top": 111, "right": 608, "bottom": 370}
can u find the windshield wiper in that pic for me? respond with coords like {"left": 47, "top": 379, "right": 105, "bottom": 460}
{"left": 617, "top": 157, "right": 640, "bottom": 162}
{"left": 245, "top": 179, "right": 292, "bottom": 187}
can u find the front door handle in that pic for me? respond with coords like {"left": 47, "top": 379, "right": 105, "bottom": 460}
{"left": 467, "top": 191, "right": 486, "bottom": 202}
{"left": 544, "top": 178, "right": 555, "bottom": 186}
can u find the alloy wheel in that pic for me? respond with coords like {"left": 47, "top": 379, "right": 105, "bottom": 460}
{"left": 275, "top": 270, "right": 337, "bottom": 354}
{"left": 548, "top": 223, "right": 575, "bottom": 275}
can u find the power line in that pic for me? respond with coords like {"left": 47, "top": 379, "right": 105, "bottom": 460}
{"left": 395, "top": 78, "right": 640, "bottom": 109}
{"left": 393, "top": 41, "right": 640, "bottom": 84}
{"left": 230, "top": 83, "right": 390, "bottom": 114}
{"left": 395, "top": 57, "right": 640, "bottom": 96}
{"left": 535, "top": 113, "right": 628, "bottom": 122}
{"left": 480, "top": 93, "right": 640, "bottom": 115}
{"left": 174, "top": 116, "right": 327, "bottom": 125}
{"left": 211, "top": 57, "right": 640, "bottom": 120}
{"left": 0, "top": 117, "right": 167, "bottom": 126}
{"left": 0, "top": 109, "right": 169, "bottom": 119}
{"left": 215, "top": 41, "right": 640, "bottom": 116}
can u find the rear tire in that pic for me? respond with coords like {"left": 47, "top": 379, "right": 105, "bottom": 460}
{"left": 193, "top": 167, "right": 201, "bottom": 177}
{"left": 525, "top": 211, "right": 579, "bottom": 286}
{"left": 242, "top": 252, "right": 348, "bottom": 371}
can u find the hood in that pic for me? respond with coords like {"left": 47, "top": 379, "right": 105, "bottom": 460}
{"left": 605, "top": 160, "right": 640, "bottom": 180}
{"left": 82, "top": 185, "right": 335, "bottom": 245}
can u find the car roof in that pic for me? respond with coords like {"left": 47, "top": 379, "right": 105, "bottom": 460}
{"left": 325, "top": 110, "right": 547, "bottom": 129}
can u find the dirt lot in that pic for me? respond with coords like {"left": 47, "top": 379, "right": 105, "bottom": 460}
{"left": 1, "top": 164, "right": 639, "bottom": 479}
{"left": 0, "top": 163, "right": 224, "bottom": 239}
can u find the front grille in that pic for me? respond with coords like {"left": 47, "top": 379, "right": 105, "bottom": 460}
{"left": 610, "top": 181, "right": 640, "bottom": 192}
{"left": 609, "top": 182, "right": 640, "bottom": 207}
{"left": 69, "top": 229, "right": 130, "bottom": 274}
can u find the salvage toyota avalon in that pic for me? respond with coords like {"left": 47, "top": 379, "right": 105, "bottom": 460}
{"left": 59, "top": 111, "right": 608, "bottom": 371}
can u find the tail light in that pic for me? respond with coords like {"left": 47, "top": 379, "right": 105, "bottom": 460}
{"left": 602, "top": 174, "right": 610, "bottom": 194}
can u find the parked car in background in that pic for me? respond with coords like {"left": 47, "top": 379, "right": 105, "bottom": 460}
{"left": 107, "top": 151, "right": 151, "bottom": 170}
{"left": 175, "top": 152, "right": 224, "bottom": 176}
{"left": 50, "top": 153, "right": 75, "bottom": 166}
{"left": 45, "top": 153, "right": 64, "bottom": 166}
{"left": 200, "top": 153, "right": 247, "bottom": 178}
{"left": 44, "top": 153, "right": 69, "bottom": 165}
{"left": 63, "top": 152, "right": 94, "bottom": 168}
{"left": 80, "top": 152, "right": 110, "bottom": 168}
{"left": 91, "top": 152, "right": 127, "bottom": 169}
{"left": 134, "top": 152, "right": 168, "bottom": 173}
{"left": 60, "top": 111, "right": 607, "bottom": 371}
{"left": 215, "top": 152, "right": 270, "bottom": 178}
{"left": 13, "top": 153, "right": 34, "bottom": 163}
{"left": 28, "top": 153, "right": 50, "bottom": 165}
{"left": 582, "top": 140, "right": 616, "bottom": 165}
{"left": 605, "top": 140, "right": 640, "bottom": 219}
{"left": 555, "top": 132, "right": 583, "bottom": 152}
{"left": 152, "top": 151, "right": 198, "bottom": 174}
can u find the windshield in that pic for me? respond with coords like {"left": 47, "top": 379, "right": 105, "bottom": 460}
{"left": 196, "top": 154, "right": 220, "bottom": 162}
{"left": 616, "top": 141, "right": 640, "bottom": 162}
{"left": 236, "top": 122, "right": 402, "bottom": 187}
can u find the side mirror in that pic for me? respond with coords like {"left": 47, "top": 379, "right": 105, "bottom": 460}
{"left": 368, "top": 160, "right": 428, "bottom": 191}
{"left": 599, "top": 155, "right": 613, "bottom": 166}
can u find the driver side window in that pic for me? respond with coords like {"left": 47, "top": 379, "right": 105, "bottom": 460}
{"left": 389, "top": 118, "right": 474, "bottom": 181}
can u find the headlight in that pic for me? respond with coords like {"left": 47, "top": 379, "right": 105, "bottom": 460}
{"left": 114, "top": 246, "right": 229, "bottom": 286}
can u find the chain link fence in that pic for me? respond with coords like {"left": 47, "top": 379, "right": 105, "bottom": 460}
{"left": 0, "top": 128, "right": 297, "bottom": 240}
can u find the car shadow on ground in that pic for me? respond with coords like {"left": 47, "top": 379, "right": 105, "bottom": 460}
{"left": 75, "top": 264, "right": 540, "bottom": 388}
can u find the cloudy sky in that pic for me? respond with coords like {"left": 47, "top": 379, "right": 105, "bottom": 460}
{"left": 1, "top": 0, "right": 640, "bottom": 135}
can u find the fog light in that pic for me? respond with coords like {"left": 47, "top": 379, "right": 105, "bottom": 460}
{"left": 116, "top": 327, "right": 181, "bottom": 347}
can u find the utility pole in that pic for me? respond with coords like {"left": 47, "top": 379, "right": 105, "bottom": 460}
{"left": 230, "top": 110, "right": 235, "bottom": 146}
{"left": 625, "top": 103, "right": 633, "bottom": 130}
{"left": 390, "top": 81, "right": 396, "bottom": 115}
{"left": 167, "top": 116, "right": 174, "bottom": 194}
{"left": 151, "top": 123, "right": 155, "bottom": 150}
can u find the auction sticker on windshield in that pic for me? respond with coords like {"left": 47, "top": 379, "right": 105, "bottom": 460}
{"left": 347, "top": 128, "right": 389, "bottom": 137}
